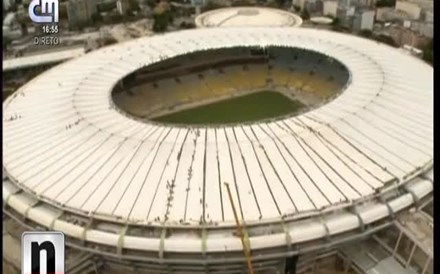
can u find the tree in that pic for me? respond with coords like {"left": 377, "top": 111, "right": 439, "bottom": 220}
{"left": 331, "top": 17, "right": 340, "bottom": 26}
{"left": 129, "top": 0, "right": 140, "bottom": 12}
{"left": 91, "top": 13, "right": 103, "bottom": 24}
{"left": 422, "top": 38, "right": 433, "bottom": 65}
{"left": 376, "top": 0, "right": 396, "bottom": 7}
{"left": 180, "top": 21, "right": 195, "bottom": 29}
{"left": 374, "top": 34, "right": 397, "bottom": 47}
{"left": 152, "top": 1, "right": 173, "bottom": 33}
{"left": 423, "top": 49, "right": 433, "bottom": 64}
{"left": 153, "top": 13, "right": 168, "bottom": 32}
{"left": 301, "top": 8, "right": 310, "bottom": 20}
{"left": 10, "top": 4, "right": 18, "bottom": 12}
{"left": 276, "top": 0, "right": 288, "bottom": 7}
{"left": 20, "top": 22, "right": 28, "bottom": 35}
{"left": 231, "top": 0, "right": 252, "bottom": 7}
{"left": 152, "top": 1, "right": 172, "bottom": 32}
{"left": 147, "top": 0, "right": 158, "bottom": 8}
{"left": 293, "top": 5, "right": 301, "bottom": 12}
{"left": 3, "top": 36, "right": 11, "bottom": 50}
{"left": 359, "top": 29, "right": 373, "bottom": 38}
{"left": 100, "top": 37, "right": 118, "bottom": 46}
{"left": 202, "top": 1, "right": 224, "bottom": 12}
{"left": 427, "top": 38, "right": 433, "bottom": 50}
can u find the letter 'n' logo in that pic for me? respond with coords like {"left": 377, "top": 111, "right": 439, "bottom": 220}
{"left": 22, "top": 232, "right": 65, "bottom": 274}
{"left": 31, "top": 241, "right": 56, "bottom": 273}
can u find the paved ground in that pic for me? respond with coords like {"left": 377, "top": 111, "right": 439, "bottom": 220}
{"left": 3, "top": 218, "right": 23, "bottom": 270}
{"left": 3, "top": 260, "right": 20, "bottom": 274}
{"left": 109, "top": 20, "right": 153, "bottom": 43}
{"left": 3, "top": 235, "right": 21, "bottom": 273}
{"left": 398, "top": 210, "right": 433, "bottom": 255}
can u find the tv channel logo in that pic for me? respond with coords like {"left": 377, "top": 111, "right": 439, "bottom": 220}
{"left": 21, "top": 232, "right": 65, "bottom": 274}
{"left": 28, "top": 0, "right": 59, "bottom": 24}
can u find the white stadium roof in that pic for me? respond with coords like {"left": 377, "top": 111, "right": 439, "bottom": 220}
{"left": 3, "top": 28, "right": 433, "bottom": 255}
{"left": 2, "top": 47, "right": 85, "bottom": 72}
{"left": 195, "top": 7, "right": 303, "bottom": 28}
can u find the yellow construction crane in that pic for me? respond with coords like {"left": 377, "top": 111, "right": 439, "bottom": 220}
{"left": 224, "top": 182, "right": 255, "bottom": 274}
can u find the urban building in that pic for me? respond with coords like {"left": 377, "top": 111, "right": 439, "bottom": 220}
{"left": 376, "top": 7, "right": 412, "bottom": 22}
{"left": 403, "top": 19, "right": 412, "bottom": 28}
{"left": 292, "top": 0, "right": 307, "bottom": 10}
{"left": 395, "top": 0, "right": 421, "bottom": 20}
{"left": 389, "top": 25, "right": 429, "bottom": 48}
{"left": 323, "top": 0, "right": 338, "bottom": 17}
{"left": 358, "top": 0, "right": 376, "bottom": 7}
{"left": 336, "top": 3, "right": 355, "bottom": 27}
{"left": 423, "top": 10, "right": 433, "bottom": 23}
{"left": 410, "top": 21, "right": 434, "bottom": 38}
{"left": 315, "top": 0, "right": 324, "bottom": 13}
{"left": 67, "top": 0, "right": 98, "bottom": 27}
{"left": 117, "top": 0, "right": 130, "bottom": 15}
{"left": 338, "top": 0, "right": 360, "bottom": 7}
{"left": 404, "top": 0, "right": 433, "bottom": 11}
{"left": 419, "top": 23, "right": 433, "bottom": 38}
{"left": 3, "top": 12, "right": 18, "bottom": 30}
{"left": 87, "top": 0, "right": 98, "bottom": 17}
{"left": 100, "top": 25, "right": 113, "bottom": 37}
{"left": 3, "top": 0, "right": 15, "bottom": 11}
{"left": 3, "top": 12, "right": 22, "bottom": 40}
{"left": 190, "top": 0, "right": 206, "bottom": 15}
{"left": 292, "top": 0, "right": 324, "bottom": 11}
{"left": 191, "top": 0, "right": 207, "bottom": 5}
{"left": 375, "top": 7, "right": 391, "bottom": 22}
{"left": 304, "top": 0, "right": 323, "bottom": 13}
{"left": 353, "top": 9, "right": 375, "bottom": 31}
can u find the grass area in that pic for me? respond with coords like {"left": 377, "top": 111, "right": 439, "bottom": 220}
{"left": 153, "top": 91, "right": 305, "bottom": 124}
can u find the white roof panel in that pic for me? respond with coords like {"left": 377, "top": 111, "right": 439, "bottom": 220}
{"left": 3, "top": 47, "right": 85, "bottom": 71}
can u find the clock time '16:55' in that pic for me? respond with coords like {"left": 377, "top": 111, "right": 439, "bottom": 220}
{"left": 42, "top": 25, "right": 59, "bottom": 34}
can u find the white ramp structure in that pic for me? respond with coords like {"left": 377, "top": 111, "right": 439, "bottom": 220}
{"left": 3, "top": 27, "right": 433, "bottom": 273}
{"left": 2, "top": 47, "right": 85, "bottom": 72}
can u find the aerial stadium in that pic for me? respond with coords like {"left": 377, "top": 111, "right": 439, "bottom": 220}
{"left": 194, "top": 7, "right": 303, "bottom": 28}
{"left": 3, "top": 27, "right": 433, "bottom": 274}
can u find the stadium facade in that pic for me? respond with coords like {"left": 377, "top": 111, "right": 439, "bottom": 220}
{"left": 3, "top": 27, "right": 433, "bottom": 273}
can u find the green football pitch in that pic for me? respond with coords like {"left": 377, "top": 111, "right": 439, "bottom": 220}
{"left": 153, "top": 91, "right": 305, "bottom": 125}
